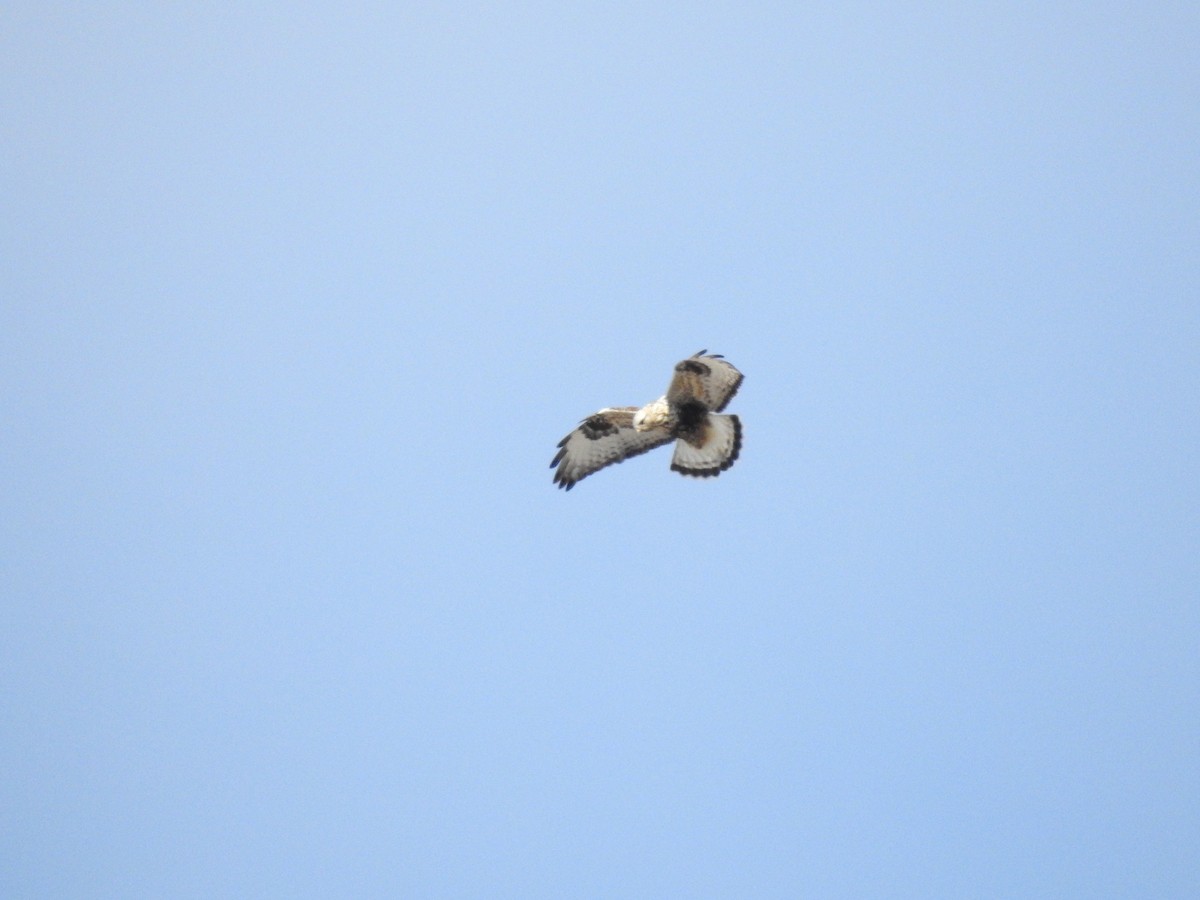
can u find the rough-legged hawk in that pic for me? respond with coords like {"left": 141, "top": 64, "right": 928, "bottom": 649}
{"left": 551, "top": 350, "right": 744, "bottom": 490}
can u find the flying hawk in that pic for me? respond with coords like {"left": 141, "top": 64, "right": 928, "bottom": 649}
{"left": 550, "top": 350, "right": 744, "bottom": 490}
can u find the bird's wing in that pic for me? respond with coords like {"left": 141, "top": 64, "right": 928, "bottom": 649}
{"left": 666, "top": 350, "right": 744, "bottom": 411}
{"left": 550, "top": 407, "right": 673, "bottom": 490}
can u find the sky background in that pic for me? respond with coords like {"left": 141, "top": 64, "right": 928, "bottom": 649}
{"left": 3, "top": 3, "right": 1198, "bottom": 897}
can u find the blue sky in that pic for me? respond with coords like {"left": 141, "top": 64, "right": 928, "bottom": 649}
{"left": 3, "top": 3, "right": 1198, "bottom": 896}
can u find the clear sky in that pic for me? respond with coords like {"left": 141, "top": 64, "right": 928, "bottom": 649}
{"left": 4, "top": 3, "right": 1198, "bottom": 897}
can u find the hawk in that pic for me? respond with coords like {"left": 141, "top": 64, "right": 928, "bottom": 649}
{"left": 550, "top": 350, "right": 744, "bottom": 490}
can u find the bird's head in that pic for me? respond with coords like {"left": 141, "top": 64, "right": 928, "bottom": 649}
{"left": 633, "top": 397, "right": 671, "bottom": 432}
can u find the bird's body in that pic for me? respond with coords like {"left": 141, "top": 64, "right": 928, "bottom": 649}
{"left": 550, "top": 351, "right": 744, "bottom": 490}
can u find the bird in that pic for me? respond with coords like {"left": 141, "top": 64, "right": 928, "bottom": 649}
{"left": 550, "top": 350, "right": 743, "bottom": 490}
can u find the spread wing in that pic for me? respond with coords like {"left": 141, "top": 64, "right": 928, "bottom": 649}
{"left": 550, "top": 407, "right": 673, "bottom": 491}
{"left": 666, "top": 350, "right": 744, "bottom": 412}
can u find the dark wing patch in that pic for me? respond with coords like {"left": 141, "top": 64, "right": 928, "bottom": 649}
{"left": 675, "top": 359, "right": 710, "bottom": 376}
{"left": 550, "top": 407, "right": 673, "bottom": 490}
